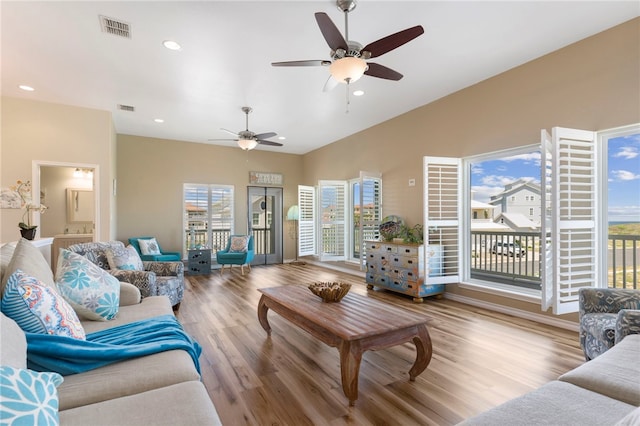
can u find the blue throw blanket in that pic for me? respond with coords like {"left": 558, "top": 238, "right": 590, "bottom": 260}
{"left": 26, "top": 315, "right": 201, "bottom": 376}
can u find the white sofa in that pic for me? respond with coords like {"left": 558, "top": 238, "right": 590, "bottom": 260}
{"left": 0, "top": 239, "right": 222, "bottom": 425}
{"left": 458, "top": 334, "right": 640, "bottom": 425}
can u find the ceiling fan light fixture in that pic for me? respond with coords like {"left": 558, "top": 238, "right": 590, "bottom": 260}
{"left": 330, "top": 57, "right": 367, "bottom": 84}
{"left": 238, "top": 139, "right": 258, "bottom": 151}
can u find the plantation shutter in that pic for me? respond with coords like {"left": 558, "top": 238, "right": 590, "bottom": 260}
{"left": 298, "top": 185, "right": 316, "bottom": 257}
{"left": 318, "top": 180, "right": 348, "bottom": 261}
{"left": 423, "top": 157, "right": 461, "bottom": 284}
{"left": 545, "top": 127, "right": 598, "bottom": 314}
{"left": 183, "top": 183, "right": 234, "bottom": 261}
{"left": 540, "top": 130, "right": 554, "bottom": 311}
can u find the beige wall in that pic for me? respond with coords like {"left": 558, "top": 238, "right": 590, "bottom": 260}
{"left": 1, "top": 97, "right": 115, "bottom": 243}
{"left": 302, "top": 18, "right": 640, "bottom": 320}
{"left": 1, "top": 18, "right": 637, "bottom": 323}
{"left": 303, "top": 18, "right": 640, "bottom": 227}
{"left": 116, "top": 135, "right": 303, "bottom": 257}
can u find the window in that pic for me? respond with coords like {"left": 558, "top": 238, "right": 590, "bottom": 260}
{"left": 426, "top": 125, "right": 638, "bottom": 314}
{"left": 599, "top": 125, "right": 640, "bottom": 289}
{"left": 183, "top": 184, "right": 234, "bottom": 259}
{"left": 297, "top": 173, "right": 382, "bottom": 267}
{"left": 350, "top": 172, "right": 382, "bottom": 264}
{"left": 318, "top": 181, "right": 347, "bottom": 260}
{"left": 466, "top": 146, "right": 542, "bottom": 290}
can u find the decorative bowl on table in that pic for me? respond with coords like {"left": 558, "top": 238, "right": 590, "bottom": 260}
{"left": 308, "top": 282, "right": 352, "bottom": 303}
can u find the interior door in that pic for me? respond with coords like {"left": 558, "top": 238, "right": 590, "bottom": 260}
{"left": 248, "top": 186, "right": 283, "bottom": 265}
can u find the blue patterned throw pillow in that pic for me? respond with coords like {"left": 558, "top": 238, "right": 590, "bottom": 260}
{"left": 0, "top": 366, "right": 63, "bottom": 426}
{"left": 1, "top": 270, "right": 86, "bottom": 340}
{"left": 55, "top": 249, "right": 120, "bottom": 321}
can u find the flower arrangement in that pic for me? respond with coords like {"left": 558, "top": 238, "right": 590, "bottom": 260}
{"left": 10, "top": 180, "right": 48, "bottom": 230}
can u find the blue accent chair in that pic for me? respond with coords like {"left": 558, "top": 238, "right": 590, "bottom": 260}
{"left": 216, "top": 235, "right": 254, "bottom": 275}
{"left": 579, "top": 287, "right": 640, "bottom": 360}
{"left": 128, "top": 237, "right": 181, "bottom": 262}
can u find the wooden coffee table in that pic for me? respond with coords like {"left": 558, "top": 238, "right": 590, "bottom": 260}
{"left": 257, "top": 285, "right": 433, "bottom": 405}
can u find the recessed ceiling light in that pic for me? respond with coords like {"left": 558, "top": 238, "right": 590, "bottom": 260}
{"left": 18, "top": 85, "right": 35, "bottom": 92}
{"left": 278, "top": 136, "right": 286, "bottom": 140}
{"left": 154, "top": 118, "right": 165, "bottom": 123}
{"left": 162, "top": 40, "right": 181, "bottom": 50}
{"left": 353, "top": 90, "right": 364, "bottom": 96}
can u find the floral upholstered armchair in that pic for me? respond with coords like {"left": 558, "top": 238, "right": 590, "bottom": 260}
{"left": 578, "top": 287, "right": 640, "bottom": 360}
{"left": 65, "top": 241, "right": 184, "bottom": 308}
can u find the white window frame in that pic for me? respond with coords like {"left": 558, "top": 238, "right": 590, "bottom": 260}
{"left": 349, "top": 171, "right": 382, "bottom": 268}
{"left": 317, "top": 180, "right": 348, "bottom": 261}
{"left": 459, "top": 144, "right": 542, "bottom": 301}
{"left": 596, "top": 123, "right": 640, "bottom": 288}
{"left": 183, "top": 183, "right": 234, "bottom": 260}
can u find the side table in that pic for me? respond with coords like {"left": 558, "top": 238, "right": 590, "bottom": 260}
{"left": 187, "top": 248, "right": 211, "bottom": 275}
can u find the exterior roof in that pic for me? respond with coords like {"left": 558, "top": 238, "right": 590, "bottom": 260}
{"left": 471, "top": 200, "right": 496, "bottom": 209}
{"left": 497, "top": 212, "right": 539, "bottom": 229}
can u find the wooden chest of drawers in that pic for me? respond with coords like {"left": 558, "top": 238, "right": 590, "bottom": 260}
{"left": 365, "top": 240, "right": 445, "bottom": 302}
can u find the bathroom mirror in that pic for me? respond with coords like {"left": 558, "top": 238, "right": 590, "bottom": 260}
{"left": 66, "top": 188, "right": 94, "bottom": 223}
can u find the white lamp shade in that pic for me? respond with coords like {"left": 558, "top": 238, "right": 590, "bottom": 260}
{"left": 287, "top": 205, "right": 299, "bottom": 220}
{"left": 237, "top": 139, "right": 258, "bottom": 150}
{"left": 329, "top": 57, "right": 368, "bottom": 83}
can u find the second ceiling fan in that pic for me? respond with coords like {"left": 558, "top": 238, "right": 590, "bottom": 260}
{"left": 272, "top": 0, "right": 424, "bottom": 91}
{"left": 209, "top": 107, "right": 282, "bottom": 151}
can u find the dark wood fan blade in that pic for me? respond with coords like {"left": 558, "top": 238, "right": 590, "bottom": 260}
{"left": 364, "top": 63, "right": 403, "bottom": 81}
{"left": 257, "top": 140, "right": 283, "bottom": 147}
{"left": 254, "top": 132, "right": 277, "bottom": 140}
{"left": 315, "top": 12, "right": 348, "bottom": 51}
{"left": 362, "top": 25, "right": 424, "bottom": 59}
{"left": 272, "top": 60, "right": 331, "bottom": 67}
{"left": 208, "top": 138, "right": 238, "bottom": 142}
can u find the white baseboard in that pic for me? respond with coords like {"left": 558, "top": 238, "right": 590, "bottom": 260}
{"left": 444, "top": 292, "right": 579, "bottom": 332}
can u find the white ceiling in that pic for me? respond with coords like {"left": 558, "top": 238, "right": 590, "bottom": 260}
{"left": 2, "top": 1, "right": 638, "bottom": 154}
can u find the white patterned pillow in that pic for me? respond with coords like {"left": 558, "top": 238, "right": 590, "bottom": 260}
{"left": 138, "top": 238, "right": 161, "bottom": 255}
{"left": 106, "top": 245, "right": 143, "bottom": 271}
{"left": 0, "top": 270, "right": 86, "bottom": 340}
{"left": 55, "top": 249, "right": 120, "bottom": 321}
{"left": 0, "top": 366, "right": 63, "bottom": 426}
{"left": 229, "top": 236, "right": 249, "bottom": 253}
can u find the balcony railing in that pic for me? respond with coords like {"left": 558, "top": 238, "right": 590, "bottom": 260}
{"left": 609, "top": 234, "right": 639, "bottom": 289}
{"left": 470, "top": 231, "right": 542, "bottom": 289}
{"left": 470, "top": 231, "right": 639, "bottom": 290}
{"left": 184, "top": 228, "right": 274, "bottom": 258}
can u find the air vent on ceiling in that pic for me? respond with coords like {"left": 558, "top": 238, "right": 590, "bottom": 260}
{"left": 99, "top": 15, "right": 131, "bottom": 39}
{"left": 117, "top": 104, "right": 135, "bottom": 112}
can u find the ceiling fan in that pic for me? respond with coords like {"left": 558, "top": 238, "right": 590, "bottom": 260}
{"left": 272, "top": 0, "right": 424, "bottom": 91}
{"left": 208, "top": 107, "right": 282, "bottom": 151}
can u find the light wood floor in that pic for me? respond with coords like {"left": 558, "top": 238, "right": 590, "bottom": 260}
{"left": 176, "top": 263, "right": 584, "bottom": 426}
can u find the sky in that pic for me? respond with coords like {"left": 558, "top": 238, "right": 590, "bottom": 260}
{"left": 608, "top": 133, "right": 640, "bottom": 222}
{"left": 471, "top": 133, "right": 640, "bottom": 223}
